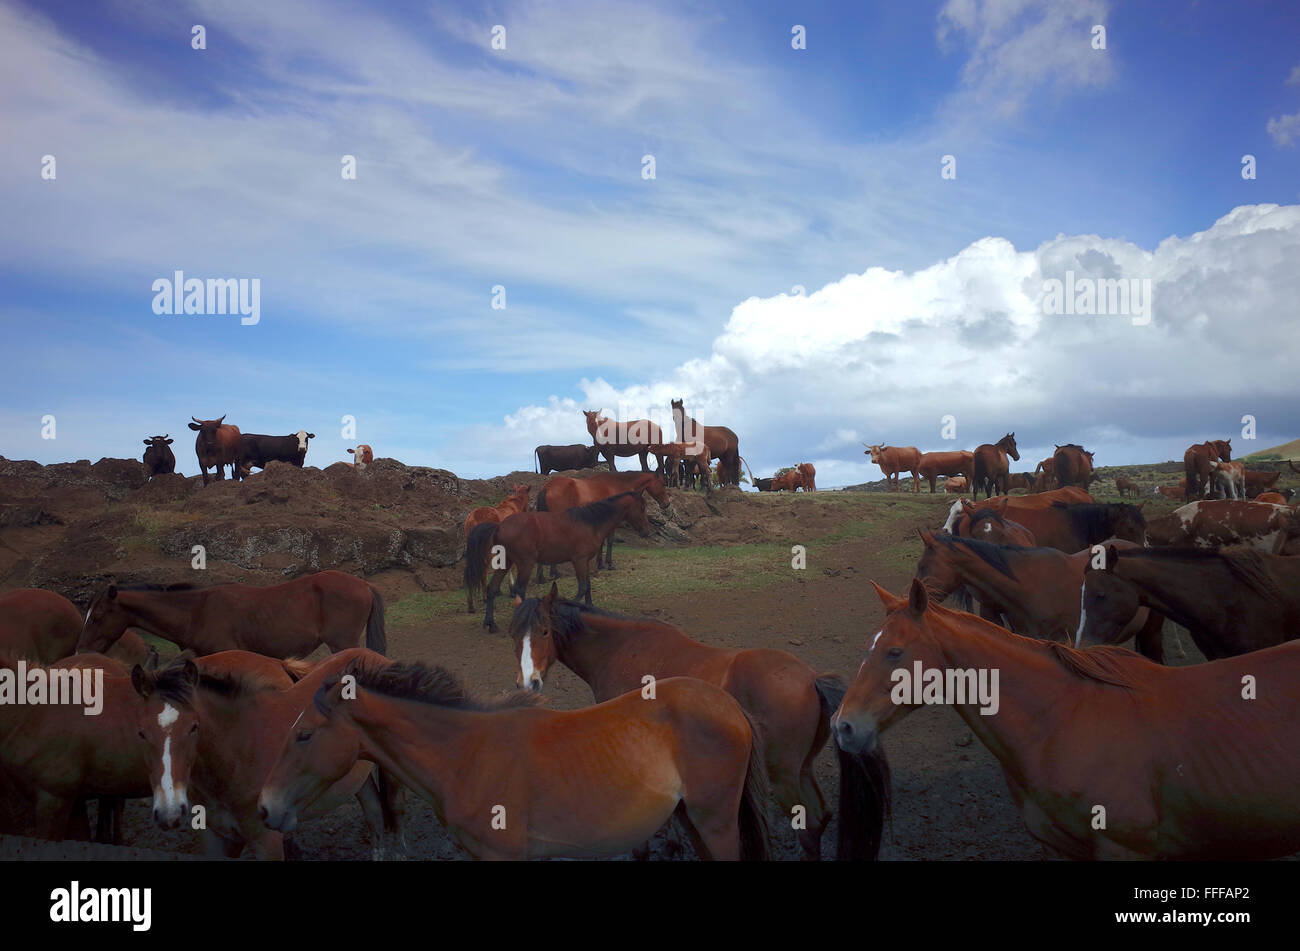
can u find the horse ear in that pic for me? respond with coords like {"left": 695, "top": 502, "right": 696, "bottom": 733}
{"left": 131, "top": 665, "right": 150, "bottom": 698}
{"left": 869, "top": 580, "right": 905, "bottom": 611}
{"left": 907, "top": 577, "right": 930, "bottom": 615}
{"left": 182, "top": 658, "right": 199, "bottom": 687}
{"left": 919, "top": 529, "right": 935, "bottom": 548}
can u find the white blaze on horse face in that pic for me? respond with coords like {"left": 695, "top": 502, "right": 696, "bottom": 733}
{"left": 942, "top": 500, "right": 963, "bottom": 534}
{"left": 867, "top": 630, "right": 883, "bottom": 655}
{"left": 157, "top": 703, "right": 182, "bottom": 811}
{"left": 519, "top": 634, "right": 537, "bottom": 687}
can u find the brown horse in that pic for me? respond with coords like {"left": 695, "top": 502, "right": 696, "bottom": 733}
{"left": 1006, "top": 472, "right": 1034, "bottom": 493}
{"left": 649, "top": 442, "right": 712, "bottom": 491}
{"left": 915, "top": 532, "right": 1164, "bottom": 660}
{"left": 536, "top": 470, "right": 669, "bottom": 578}
{"left": 1245, "top": 469, "right": 1281, "bottom": 497}
{"left": 1183, "top": 439, "right": 1232, "bottom": 502}
{"left": 917, "top": 451, "right": 973, "bottom": 493}
{"left": 259, "top": 657, "right": 770, "bottom": 860}
{"left": 942, "top": 486, "right": 1092, "bottom": 535}
{"left": 584, "top": 409, "right": 664, "bottom": 474}
{"left": 464, "top": 484, "right": 532, "bottom": 612}
{"left": 961, "top": 500, "right": 1036, "bottom": 546}
{"left": 1081, "top": 545, "right": 1300, "bottom": 660}
{"left": 1114, "top": 475, "right": 1139, "bottom": 498}
{"left": 672, "top": 399, "right": 741, "bottom": 487}
{"left": 0, "top": 653, "right": 151, "bottom": 841}
{"left": 943, "top": 475, "right": 969, "bottom": 493}
{"left": 131, "top": 649, "right": 401, "bottom": 859}
{"left": 948, "top": 497, "right": 1145, "bottom": 553}
{"left": 1032, "top": 456, "right": 1056, "bottom": 492}
{"left": 865, "top": 445, "right": 921, "bottom": 492}
{"left": 466, "top": 492, "right": 652, "bottom": 632}
{"left": 507, "top": 587, "right": 890, "bottom": 860}
{"left": 77, "top": 571, "right": 386, "bottom": 659}
{"left": 1052, "top": 444, "right": 1094, "bottom": 489}
{"left": 832, "top": 578, "right": 1300, "bottom": 859}
{"left": 971, "top": 433, "right": 1019, "bottom": 500}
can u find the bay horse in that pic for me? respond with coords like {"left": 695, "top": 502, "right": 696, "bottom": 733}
{"left": 941, "top": 486, "right": 1092, "bottom": 535}
{"left": 948, "top": 497, "right": 1145, "bottom": 553}
{"left": 865, "top": 445, "right": 921, "bottom": 492}
{"left": 0, "top": 653, "right": 151, "bottom": 842}
{"left": 961, "top": 501, "right": 1036, "bottom": 546}
{"left": 132, "top": 649, "right": 402, "bottom": 859}
{"left": 1183, "top": 439, "right": 1231, "bottom": 502}
{"left": 914, "top": 531, "right": 1164, "bottom": 660}
{"left": 918, "top": 451, "right": 973, "bottom": 493}
{"left": 1114, "top": 475, "right": 1139, "bottom": 498}
{"left": 259, "top": 657, "right": 771, "bottom": 860}
{"left": 507, "top": 587, "right": 891, "bottom": 860}
{"left": 77, "top": 570, "right": 386, "bottom": 659}
{"left": 649, "top": 442, "right": 712, "bottom": 491}
{"left": 466, "top": 492, "right": 652, "bottom": 633}
{"left": 1052, "top": 444, "right": 1094, "bottom": 489}
{"left": 672, "top": 399, "right": 741, "bottom": 487}
{"left": 1245, "top": 468, "right": 1281, "bottom": 497}
{"left": 1006, "top": 472, "right": 1034, "bottom": 493}
{"left": 832, "top": 578, "right": 1300, "bottom": 859}
{"left": 971, "top": 433, "right": 1019, "bottom": 500}
{"left": 464, "top": 484, "right": 532, "bottom": 612}
{"left": 1032, "top": 456, "right": 1056, "bottom": 492}
{"left": 0, "top": 588, "right": 156, "bottom": 670}
{"left": 536, "top": 470, "right": 669, "bottom": 578}
{"left": 584, "top": 409, "right": 664, "bottom": 474}
{"left": 1080, "top": 545, "right": 1300, "bottom": 660}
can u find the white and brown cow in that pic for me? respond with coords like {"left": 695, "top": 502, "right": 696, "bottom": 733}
{"left": 1146, "top": 499, "right": 1300, "bottom": 553}
{"left": 1207, "top": 459, "right": 1246, "bottom": 500}
{"left": 347, "top": 444, "right": 374, "bottom": 469}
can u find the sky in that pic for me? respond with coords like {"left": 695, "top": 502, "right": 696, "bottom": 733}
{"left": 2, "top": 0, "right": 1299, "bottom": 486}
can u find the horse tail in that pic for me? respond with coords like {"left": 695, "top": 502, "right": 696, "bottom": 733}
{"left": 736, "top": 708, "right": 772, "bottom": 861}
{"left": 464, "top": 522, "right": 500, "bottom": 601}
{"left": 815, "top": 674, "right": 891, "bottom": 860}
{"left": 365, "top": 586, "right": 387, "bottom": 655}
{"left": 972, "top": 453, "right": 988, "bottom": 495}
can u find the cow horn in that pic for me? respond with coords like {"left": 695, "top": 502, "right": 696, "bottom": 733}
{"left": 217, "top": 415, "right": 226, "bottom": 423}
{"left": 192, "top": 416, "right": 202, "bottom": 424}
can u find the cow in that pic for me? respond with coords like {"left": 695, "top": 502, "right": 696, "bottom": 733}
{"left": 233, "top": 430, "right": 315, "bottom": 480}
{"left": 1154, "top": 482, "right": 1185, "bottom": 500}
{"left": 771, "top": 469, "right": 805, "bottom": 492}
{"left": 944, "top": 476, "right": 969, "bottom": 493}
{"left": 796, "top": 462, "right": 817, "bottom": 492}
{"left": 187, "top": 415, "right": 242, "bottom": 486}
{"left": 917, "top": 450, "right": 974, "bottom": 493}
{"left": 1146, "top": 500, "right": 1300, "bottom": 553}
{"left": 1207, "top": 459, "right": 1246, "bottom": 500}
{"left": 753, "top": 477, "right": 775, "bottom": 492}
{"left": 1254, "top": 492, "right": 1289, "bottom": 506}
{"left": 1183, "top": 439, "right": 1232, "bottom": 502}
{"left": 347, "top": 445, "right": 374, "bottom": 469}
{"left": 141, "top": 435, "right": 176, "bottom": 478}
{"left": 1052, "top": 444, "right": 1094, "bottom": 490}
{"left": 534, "top": 444, "right": 603, "bottom": 476}
{"left": 1244, "top": 469, "right": 1281, "bottom": 497}
{"left": 1115, "top": 476, "right": 1139, "bottom": 498}
{"left": 864, "top": 444, "right": 921, "bottom": 492}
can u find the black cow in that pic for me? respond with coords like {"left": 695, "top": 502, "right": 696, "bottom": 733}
{"left": 233, "top": 430, "right": 315, "bottom": 480}
{"left": 534, "top": 444, "right": 603, "bottom": 475}
{"left": 141, "top": 435, "right": 176, "bottom": 478}
{"left": 753, "top": 477, "right": 775, "bottom": 492}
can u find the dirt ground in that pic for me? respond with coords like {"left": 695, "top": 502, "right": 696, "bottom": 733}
{"left": 0, "top": 458, "right": 1277, "bottom": 861}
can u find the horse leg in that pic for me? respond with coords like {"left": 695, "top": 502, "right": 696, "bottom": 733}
{"left": 202, "top": 828, "right": 247, "bottom": 858}
{"left": 574, "top": 558, "right": 593, "bottom": 606}
{"left": 679, "top": 799, "right": 741, "bottom": 861}
{"left": 604, "top": 531, "right": 616, "bottom": 570}
{"left": 483, "top": 567, "right": 507, "bottom": 633}
{"left": 355, "top": 770, "right": 407, "bottom": 861}
{"left": 1135, "top": 612, "right": 1166, "bottom": 665}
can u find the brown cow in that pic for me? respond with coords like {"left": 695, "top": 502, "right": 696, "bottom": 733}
{"left": 1115, "top": 476, "right": 1139, "bottom": 498}
{"left": 917, "top": 450, "right": 973, "bottom": 493}
{"left": 1146, "top": 500, "right": 1300, "bottom": 552}
{"left": 671, "top": 399, "right": 740, "bottom": 486}
{"left": 1244, "top": 469, "right": 1281, "bottom": 497}
{"left": 1052, "top": 444, "right": 1094, "bottom": 490}
{"left": 771, "top": 469, "right": 805, "bottom": 492}
{"left": 1154, "top": 482, "right": 1185, "bottom": 500}
{"left": 796, "top": 462, "right": 816, "bottom": 492}
{"left": 865, "top": 444, "right": 921, "bottom": 492}
{"left": 346, "top": 444, "right": 374, "bottom": 469}
{"left": 1183, "top": 439, "right": 1232, "bottom": 502}
{"left": 944, "top": 476, "right": 969, "bottom": 493}
{"left": 188, "top": 415, "right": 242, "bottom": 486}
{"left": 1254, "top": 492, "right": 1289, "bottom": 505}
{"left": 584, "top": 410, "right": 663, "bottom": 474}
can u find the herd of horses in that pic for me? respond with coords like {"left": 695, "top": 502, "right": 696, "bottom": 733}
{"left": 4, "top": 420, "right": 1300, "bottom": 861}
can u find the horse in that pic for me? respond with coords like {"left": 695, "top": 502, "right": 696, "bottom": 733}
{"left": 1245, "top": 469, "right": 1281, "bottom": 497}
{"left": 796, "top": 462, "right": 817, "bottom": 492}
{"left": 1052, "top": 444, "right": 1094, "bottom": 489}
{"left": 917, "top": 451, "right": 973, "bottom": 493}
{"left": 961, "top": 501, "right": 1036, "bottom": 546}
{"left": 535, "top": 471, "right": 669, "bottom": 578}
{"left": 949, "top": 499, "right": 1145, "bottom": 553}
{"left": 131, "top": 649, "right": 402, "bottom": 859}
{"left": 1114, "top": 476, "right": 1139, "bottom": 498}
{"left": 0, "top": 653, "right": 152, "bottom": 842}
{"left": 1032, "top": 456, "right": 1056, "bottom": 492}
{"left": 78, "top": 571, "right": 387, "bottom": 659}
{"left": 1145, "top": 499, "right": 1299, "bottom": 552}
{"left": 507, "top": 587, "right": 891, "bottom": 860}
{"left": 464, "top": 485, "right": 532, "bottom": 612}
{"left": 1207, "top": 459, "right": 1245, "bottom": 499}
{"left": 1183, "top": 439, "right": 1232, "bottom": 502}
{"left": 1, "top": 588, "right": 91, "bottom": 664}
{"left": 1006, "top": 472, "right": 1034, "bottom": 493}
{"left": 914, "top": 532, "right": 1164, "bottom": 660}
{"left": 971, "top": 433, "right": 1019, "bottom": 500}
{"left": 832, "top": 578, "right": 1300, "bottom": 860}
{"left": 649, "top": 442, "right": 712, "bottom": 492}
{"left": 865, "top": 445, "right": 921, "bottom": 492}
{"left": 672, "top": 399, "right": 741, "bottom": 487}
{"left": 259, "top": 657, "right": 771, "bottom": 860}
{"left": 943, "top": 476, "right": 969, "bottom": 493}
{"left": 1081, "top": 545, "right": 1300, "bottom": 660}
{"left": 465, "top": 492, "right": 651, "bottom": 633}
{"left": 583, "top": 410, "right": 664, "bottom": 474}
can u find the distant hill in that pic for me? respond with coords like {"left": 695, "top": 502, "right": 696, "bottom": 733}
{"left": 1242, "top": 438, "right": 1300, "bottom": 462}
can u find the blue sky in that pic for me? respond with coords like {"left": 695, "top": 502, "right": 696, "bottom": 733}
{"left": 2, "top": 0, "right": 1299, "bottom": 484}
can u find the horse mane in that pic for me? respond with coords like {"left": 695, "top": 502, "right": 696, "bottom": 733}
{"left": 966, "top": 507, "right": 1005, "bottom": 526}
{"left": 196, "top": 667, "right": 289, "bottom": 699}
{"left": 1115, "top": 546, "right": 1282, "bottom": 601}
{"left": 1051, "top": 502, "right": 1145, "bottom": 540}
{"left": 327, "top": 658, "right": 543, "bottom": 714}
{"left": 1044, "top": 642, "right": 1147, "bottom": 689}
{"left": 109, "top": 582, "right": 201, "bottom": 593}
{"left": 143, "top": 652, "right": 201, "bottom": 705}
{"left": 1056, "top": 443, "right": 1085, "bottom": 452}
{"left": 565, "top": 492, "right": 638, "bottom": 526}
{"left": 930, "top": 535, "right": 1021, "bottom": 580}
